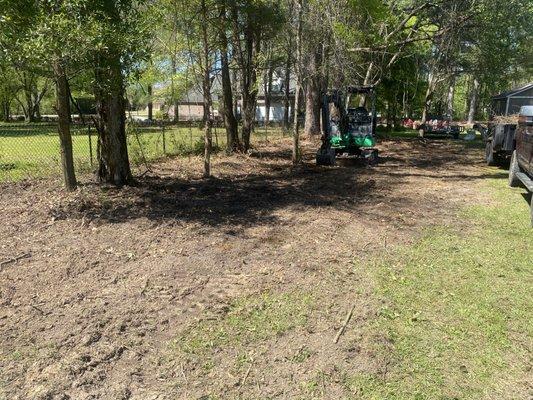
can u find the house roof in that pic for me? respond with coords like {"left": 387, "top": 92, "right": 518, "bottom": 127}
{"left": 492, "top": 82, "right": 533, "bottom": 100}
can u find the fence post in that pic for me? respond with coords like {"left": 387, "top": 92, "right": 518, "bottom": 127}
{"left": 88, "top": 125, "right": 94, "bottom": 167}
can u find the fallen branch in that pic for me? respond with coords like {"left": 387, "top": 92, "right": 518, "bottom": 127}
{"left": 240, "top": 360, "right": 254, "bottom": 388}
{"left": 334, "top": 305, "right": 356, "bottom": 344}
{"left": 30, "top": 304, "right": 46, "bottom": 315}
{"left": 0, "top": 253, "right": 31, "bottom": 269}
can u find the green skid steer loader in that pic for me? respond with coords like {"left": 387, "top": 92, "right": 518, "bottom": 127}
{"left": 316, "top": 86, "right": 378, "bottom": 166}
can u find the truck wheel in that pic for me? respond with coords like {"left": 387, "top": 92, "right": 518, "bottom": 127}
{"left": 368, "top": 150, "right": 379, "bottom": 166}
{"left": 508, "top": 150, "right": 521, "bottom": 187}
{"left": 316, "top": 148, "right": 336, "bottom": 166}
{"left": 485, "top": 141, "right": 497, "bottom": 166}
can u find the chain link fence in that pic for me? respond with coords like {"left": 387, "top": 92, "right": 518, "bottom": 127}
{"left": 0, "top": 120, "right": 287, "bottom": 183}
{"left": 0, "top": 121, "right": 218, "bottom": 182}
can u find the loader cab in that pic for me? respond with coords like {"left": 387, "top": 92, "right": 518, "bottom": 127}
{"left": 321, "top": 87, "right": 377, "bottom": 147}
{"left": 346, "top": 106, "right": 375, "bottom": 147}
{"left": 316, "top": 86, "right": 378, "bottom": 165}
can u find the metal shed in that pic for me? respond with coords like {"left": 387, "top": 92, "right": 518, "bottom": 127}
{"left": 491, "top": 83, "right": 533, "bottom": 116}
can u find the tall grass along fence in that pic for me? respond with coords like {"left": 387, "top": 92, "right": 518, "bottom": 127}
{"left": 0, "top": 121, "right": 222, "bottom": 182}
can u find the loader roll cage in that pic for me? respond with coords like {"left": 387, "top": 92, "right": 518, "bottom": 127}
{"left": 321, "top": 86, "right": 377, "bottom": 137}
{"left": 316, "top": 86, "right": 378, "bottom": 166}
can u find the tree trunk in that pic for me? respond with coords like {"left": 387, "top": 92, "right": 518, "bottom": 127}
{"left": 446, "top": 77, "right": 455, "bottom": 121}
{"left": 240, "top": 29, "right": 259, "bottom": 152}
{"left": 359, "top": 62, "right": 374, "bottom": 107}
{"left": 264, "top": 66, "right": 274, "bottom": 127}
{"left": 66, "top": 80, "right": 73, "bottom": 123}
{"left": 304, "top": 47, "right": 322, "bottom": 137}
{"left": 386, "top": 102, "right": 392, "bottom": 131}
{"left": 1, "top": 101, "right": 9, "bottom": 122}
{"left": 293, "top": 84, "right": 301, "bottom": 163}
{"left": 402, "top": 83, "right": 408, "bottom": 118}
{"left": 283, "top": 50, "right": 291, "bottom": 130}
{"left": 232, "top": 68, "right": 239, "bottom": 122}
{"left": 219, "top": 5, "right": 239, "bottom": 153}
{"left": 201, "top": 0, "right": 212, "bottom": 177}
{"left": 292, "top": 0, "right": 303, "bottom": 164}
{"left": 421, "top": 73, "right": 435, "bottom": 125}
{"left": 21, "top": 74, "right": 47, "bottom": 123}
{"left": 290, "top": 96, "right": 295, "bottom": 125}
{"left": 53, "top": 61, "right": 77, "bottom": 191}
{"left": 33, "top": 87, "right": 41, "bottom": 121}
{"left": 230, "top": 2, "right": 259, "bottom": 152}
{"left": 203, "top": 94, "right": 213, "bottom": 178}
{"left": 171, "top": 58, "right": 180, "bottom": 122}
{"left": 304, "top": 86, "right": 321, "bottom": 136}
{"left": 221, "top": 47, "right": 239, "bottom": 152}
{"left": 241, "top": 89, "right": 257, "bottom": 151}
{"left": 420, "top": 71, "right": 436, "bottom": 136}
{"left": 392, "top": 98, "right": 398, "bottom": 129}
{"left": 94, "top": 54, "right": 132, "bottom": 185}
{"left": 147, "top": 84, "right": 153, "bottom": 121}
{"left": 24, "top": 81, "right": 35, "bottom": 123}
{"left": 467, "top": 78, "right": 479, "bottom": 124}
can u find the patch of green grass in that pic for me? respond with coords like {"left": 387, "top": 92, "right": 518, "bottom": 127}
{"left": 292, "top": 345, "right": 314, "bottom": 363}
{"left": 378, "top": 128, "right": 485, "bottom": 146}
{"left": 347, "top": 176, "right": 532, "bottom": 399}
{"left": 377, "top": 128, "right": 420, "bottom": 139}
{"left": 301, "top": 377, "right": 320, "bottom": 396}
{"left": 0, "top": 123, "right": 203, "bottom": 181}
{"left": 0, "top": 122, "right": 285, "bottom": 181}
{"left": 174, "top": 291, "right": 313, "bottom": 356}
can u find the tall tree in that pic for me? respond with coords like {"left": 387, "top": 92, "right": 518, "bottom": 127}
{"left": 282, "top": 36, "right": 293, "bottom": 130}
{"left": 467, "top": 78, "right": 479, "bottom": 123}
{"left": 200, "top": 0, "right": 214, "bottom": 177}
{"left": 156, "top": 0, "right": 188, "bottom": 122}
{"left": 174, "top": 0, "right": 217, "bottom": 176}
{"left": 230, "top": 0, "right": 283, "bottom": 151}
{"left": 83, "top": 0, "right": 150, "bottom": 185}
{"left": 304, "top": 46, "right": 323, "bottom": 136}
{"left": 301, "top": 1, "right": 329, "bottom": 137}
{"left": 1, "top": 0, "right": 79, "bottom": 189}
{"left": 0, "top": 62, "right": 17, "bottom": 122}
{"left": 217, "top": 0, "right": 240, "bottom": 153}
{"left": 292, "top": 0, "right": 304, "bottom": 164}
{"left": 53, "top": 60, "right": 77, "bottom": 190}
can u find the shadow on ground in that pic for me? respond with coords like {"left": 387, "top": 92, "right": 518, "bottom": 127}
{"left": 55, "top": 138, "right": 493, "bottom": 228}
{"left": 62, "top": 164, "right": 384, "bottom": 227}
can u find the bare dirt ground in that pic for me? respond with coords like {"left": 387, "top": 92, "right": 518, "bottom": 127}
{"left": 0, "top": 137, "right": 496, "bottom": 399}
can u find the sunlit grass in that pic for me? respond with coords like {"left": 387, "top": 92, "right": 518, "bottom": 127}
{"left": 0, "top": 122, "right": 285, "bottom": 181}
{"left": 347, "top": 176, "right": 532, "bottom": 399}
{"left": 174, "top": 291, "right": 313, "bottom": 357}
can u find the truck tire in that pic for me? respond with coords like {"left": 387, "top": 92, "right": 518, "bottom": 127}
{"left": 530, "top": 195, "right": 533, "bottom": 228}
{"left": 368, "top": 150, "right": 379, "bottom": 166}
{"left": 316, "top": 148, "right": 336, "bottom": 166}
{"left": 508, "top": 150, "right": 521, "bottom": 187}
{"left": 485, "top": 141, "right": 497, "bottom": 166}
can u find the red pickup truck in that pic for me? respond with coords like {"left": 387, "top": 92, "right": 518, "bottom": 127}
{"left": 508, "top": 106, "right": 533, "bottom": 226}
